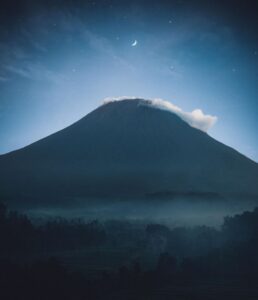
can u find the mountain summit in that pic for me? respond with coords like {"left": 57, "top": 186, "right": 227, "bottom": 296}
{"left": 0, "top": 98, "right": 258, "bottom": 206}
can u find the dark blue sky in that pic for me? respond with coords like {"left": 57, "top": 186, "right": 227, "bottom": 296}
{"left": 0, "top": 0, "right": 257, "bottom": 161}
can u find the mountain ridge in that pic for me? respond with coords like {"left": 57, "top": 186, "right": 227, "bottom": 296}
{"left": 0, "top": 98, "right": 257, "bottom": 206}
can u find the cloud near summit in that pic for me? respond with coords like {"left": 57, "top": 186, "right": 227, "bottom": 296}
{"left": 103, "top": 97, "right": 218, "bottom": 132}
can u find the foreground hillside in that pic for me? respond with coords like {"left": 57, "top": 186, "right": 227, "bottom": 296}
{"left": 1, "top": 203, "right": 258, "bottom": 300}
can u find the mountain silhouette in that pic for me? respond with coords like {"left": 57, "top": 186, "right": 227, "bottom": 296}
{"left": 0, "top": 99, "right": 257, "bottom": 206}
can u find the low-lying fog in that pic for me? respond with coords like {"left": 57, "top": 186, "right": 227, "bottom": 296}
{"left": 25, "top": 196, "right": 258, "bottom": 228}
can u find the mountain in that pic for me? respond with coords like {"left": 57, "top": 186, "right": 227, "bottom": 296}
{"left": 0, "top": 99, "right": 258, "bottom": 206}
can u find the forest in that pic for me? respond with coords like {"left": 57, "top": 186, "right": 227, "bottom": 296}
{"left": 0, "top": 202, "right": 258, "bottom": 299}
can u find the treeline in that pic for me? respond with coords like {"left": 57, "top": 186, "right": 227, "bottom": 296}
{"left": 0, "top": 203, "right": 106, "bottom": 255}
{"left": 1, "top": 202, "right": 258, "bottom": 258}
{"left": 1, "top": 202, "right": 258, "bottom": 261}
{"left": 1, "top": 203, "right": 258, "bottom": 299}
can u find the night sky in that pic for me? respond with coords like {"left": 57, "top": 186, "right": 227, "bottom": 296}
{"left": 0, "top": 0, "right": 257, "bottom": 161}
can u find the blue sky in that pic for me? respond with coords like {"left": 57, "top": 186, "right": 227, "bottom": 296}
{"left": 0, "top": 0, "right": 257, "bottom": 161}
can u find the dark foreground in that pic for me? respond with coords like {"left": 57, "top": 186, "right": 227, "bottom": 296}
{"left": 0, "top": 202, "right": 258, "bottom": 299}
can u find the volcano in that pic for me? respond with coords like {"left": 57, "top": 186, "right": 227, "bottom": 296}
{"left": 0, "top": 98, "right": 258, "bottom": 207}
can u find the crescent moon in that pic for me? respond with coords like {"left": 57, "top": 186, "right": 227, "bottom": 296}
{"left": 131, "top": 40, "right": 138, "bottom": 47}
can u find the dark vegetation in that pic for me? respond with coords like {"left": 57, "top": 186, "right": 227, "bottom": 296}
{"left": 1, "top": 202, "right": 258, "bottom": 299}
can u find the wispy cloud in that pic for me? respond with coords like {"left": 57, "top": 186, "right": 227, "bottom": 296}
{"left": 104, "top": 97, "right": 217, "bottom": 132}
{"left": 82, "top": 29, "right": 135, "bottom": 71}
{"left": 0, "top": 76, "right": 9, "bottom": 82}
{"left": 5, "top": 63, "right": 66, "bottom": 84}
{"left": 144, "top": 98, "right": 217, "bottom": 132}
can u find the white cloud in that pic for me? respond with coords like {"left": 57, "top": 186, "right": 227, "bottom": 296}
{"left": 103, "top": 97, "right": 217, "bottom": 132}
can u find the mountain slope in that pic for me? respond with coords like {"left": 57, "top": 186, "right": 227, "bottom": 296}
{"left": 0, "top": 99, "right": 257, "bottom": 205}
